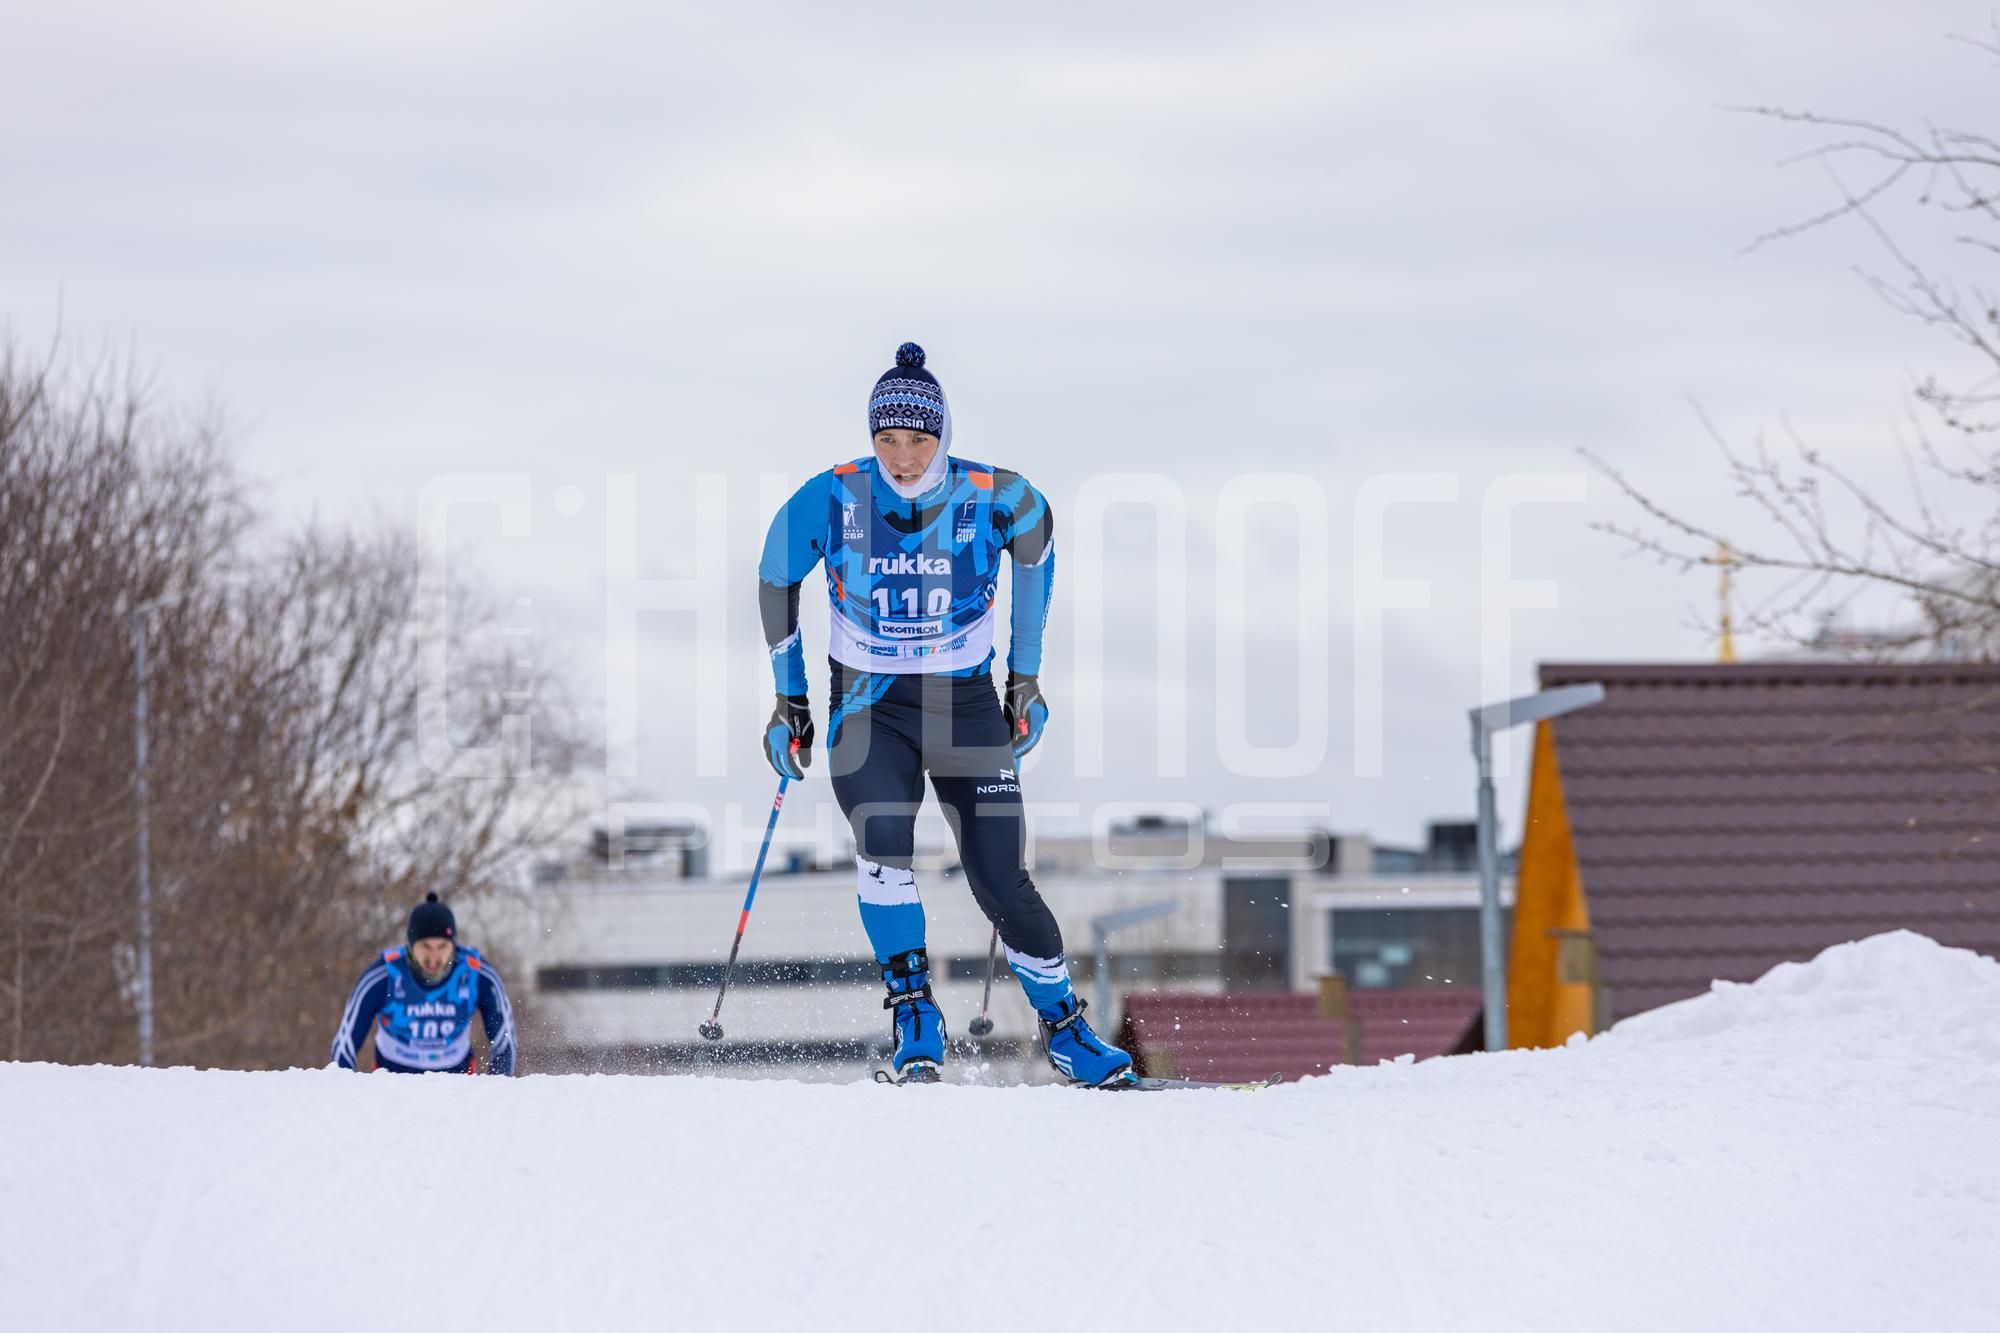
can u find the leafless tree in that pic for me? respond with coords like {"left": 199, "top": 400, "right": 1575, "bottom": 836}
{"left": 0, "top": 341, "right": 591, "bottom": 1068}
{"left": 1591, "top": 30, "right": 2000, "bottom": 660}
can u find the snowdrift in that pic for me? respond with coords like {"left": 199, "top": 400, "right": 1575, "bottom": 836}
{"left": 2, "top": 931, "right": 1996, "bottom": 1333}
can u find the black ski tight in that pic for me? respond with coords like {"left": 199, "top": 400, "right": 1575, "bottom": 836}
{"left": 826, "top": 663, "right": 1064, "bottom": 963}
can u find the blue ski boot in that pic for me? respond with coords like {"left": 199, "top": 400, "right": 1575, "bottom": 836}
{"left": 882, "top": 948, "right": 946, "bottom": 1083}
{"left": 1038, "top": 995, "right": 1133, "bottom": 1087}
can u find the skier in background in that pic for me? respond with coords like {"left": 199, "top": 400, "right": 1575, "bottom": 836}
{"left": 756, "top": 342, "right": 1132, "bottom": 1087}
{"left": 331, "top": 892, "right": 517, "bottom": 1074}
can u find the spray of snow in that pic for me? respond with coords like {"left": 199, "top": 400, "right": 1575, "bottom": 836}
{"left": 1, "top": 931, "right": 1995, "bottom": 1332}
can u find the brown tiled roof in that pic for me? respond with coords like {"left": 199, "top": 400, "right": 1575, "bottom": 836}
{"left": 1122, "top": 991, "right": 1481, "bottom": 1081}
{"left": 1540, "top": 661, "right": 2000, "bottom": 1021}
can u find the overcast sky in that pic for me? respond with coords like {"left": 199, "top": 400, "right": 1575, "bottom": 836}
{"left": 6, "top": 2, "right": 1995, "bottom": 864}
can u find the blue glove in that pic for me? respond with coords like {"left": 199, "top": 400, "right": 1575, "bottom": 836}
{"left": 1003, "top": 674, "right": 1049, "bottom": 759}
{"left": 764, "top": 694, "right": 813, "bottom": 779}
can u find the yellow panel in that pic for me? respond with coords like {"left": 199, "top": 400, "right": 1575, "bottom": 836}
{"left": 1506, "top": 720, "right": 1595, "bottom": 1048}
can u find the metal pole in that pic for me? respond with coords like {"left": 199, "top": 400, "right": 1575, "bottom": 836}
{"left": 1086, "top": 900, "right": 1179, "bottom": 1037}
{"left": 1472, "top": 720, "right": 1506, "bottom": 1052}
{"left": 1466, "top": 684, "right": 1602, "bottom": 1054}
{"left": 967, "top": 927, "right": 1000, "bottom": 1037}
{"left": 697, "top": 775, "right": 789, "bottom": 1042}
{"left": 133, "top": 613, "right": 155, "bottom": 1068}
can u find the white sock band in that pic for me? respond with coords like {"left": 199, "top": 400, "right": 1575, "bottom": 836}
{"left": 856, "top": 856, "right": 922, "bottom": 906}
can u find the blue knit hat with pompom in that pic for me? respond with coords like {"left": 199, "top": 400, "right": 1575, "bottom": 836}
{"left": 406, "top": 892, "right": 456, "bottom": 944}
{"left": 868, "top": 342, "right": 951, "bottom": 445}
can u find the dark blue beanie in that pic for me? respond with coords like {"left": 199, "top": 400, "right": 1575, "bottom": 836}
{"left": 868, "top": 342, "right": 950, "bottom": 441}
{"left": 406, "top": 892, "right": 456, "bottom": 944}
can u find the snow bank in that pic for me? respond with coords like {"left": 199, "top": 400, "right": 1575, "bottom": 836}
{"left": 2, "top": 931, "right": 1996, "bottom": 1333}
{"left": 1605, "top": 929, "right": 2000, "bottom": 1064}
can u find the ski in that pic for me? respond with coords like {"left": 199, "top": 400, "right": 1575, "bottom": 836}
{"left": 867, "top": 1067, "right": 1280, "bottom": 1090}
{"left": 1094, "top": 1073, "right": 1283, "bottom": 1092}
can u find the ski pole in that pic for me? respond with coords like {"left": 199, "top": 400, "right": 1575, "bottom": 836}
{"left": 966, "top": 926, "right": 1000, "bottom": 1037}
{"left": 698, "top": 774, "right": 790, "bottom": 1041}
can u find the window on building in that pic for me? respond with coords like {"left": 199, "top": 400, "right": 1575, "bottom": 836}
{"left": 1223, "top": 875, "right": 1292, "bottom": 991}
{"left": 1327, "top": 907, "right": 1502, "bottom": 990}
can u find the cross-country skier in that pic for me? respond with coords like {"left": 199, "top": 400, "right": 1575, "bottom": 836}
{"left": 756, "top": 342, "right": 1132, "bottom": 1087}
{"left": 330, "top": 893, "right": 517, "bottom": 1074}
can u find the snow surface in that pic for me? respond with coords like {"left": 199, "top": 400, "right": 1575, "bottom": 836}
{"left": 3, "top": 930, "right": 1997, "bottom": 1333}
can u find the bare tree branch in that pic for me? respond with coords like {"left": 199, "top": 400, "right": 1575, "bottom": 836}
{"left": 1604, "top": 70, "right": 2000, "bottom": 660}
{"left": 0, "top": 337, "right": 591, "bottom": 1069}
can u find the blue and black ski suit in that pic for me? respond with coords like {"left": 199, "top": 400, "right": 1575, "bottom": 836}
{"left": 331, "top": 944, "right": 517, "bottom": 1074}
{"left": 756, "top": 452, "right": 1077, "bottom": 1009}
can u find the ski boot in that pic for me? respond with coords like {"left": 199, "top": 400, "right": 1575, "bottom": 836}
{"left": 1038, "top": 995, "right": 1134, "bottom": 1087}
{"left": 881, "top": 948, "right": 946, "bottom": 1083}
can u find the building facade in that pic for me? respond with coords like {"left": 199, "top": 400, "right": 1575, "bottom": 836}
{"left": 482, "top": 815, "right": 1504, "bottom": 1078}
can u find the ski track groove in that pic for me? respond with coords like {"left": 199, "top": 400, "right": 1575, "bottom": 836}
{"left": 1364, "top": 1118, "right": 1443, "bottom": 1333}
{"left": 124, "top": 1125, "right": 194, "bottom": 1332}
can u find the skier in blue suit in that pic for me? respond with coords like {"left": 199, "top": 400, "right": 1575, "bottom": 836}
{"left": 756, "top": 342, "right": 1132, "bottom": 1086}
{"left": 331, "top": 893, "right": 517, "bottom": 1075}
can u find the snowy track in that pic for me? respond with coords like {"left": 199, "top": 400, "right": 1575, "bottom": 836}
{"left": 3, "top": 931, "right": 1997, "bottom": 1333}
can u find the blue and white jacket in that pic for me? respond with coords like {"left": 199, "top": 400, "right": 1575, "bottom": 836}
{"left": 331, "top": 944, "right": 517, "bottom": 1075}
{"left": 757, "top": 453, "right": 1055, "bottom": 693}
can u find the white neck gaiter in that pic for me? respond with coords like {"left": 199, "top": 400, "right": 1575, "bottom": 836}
{"left": 883, "top": 445, "right": 948, "bottom": 501}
